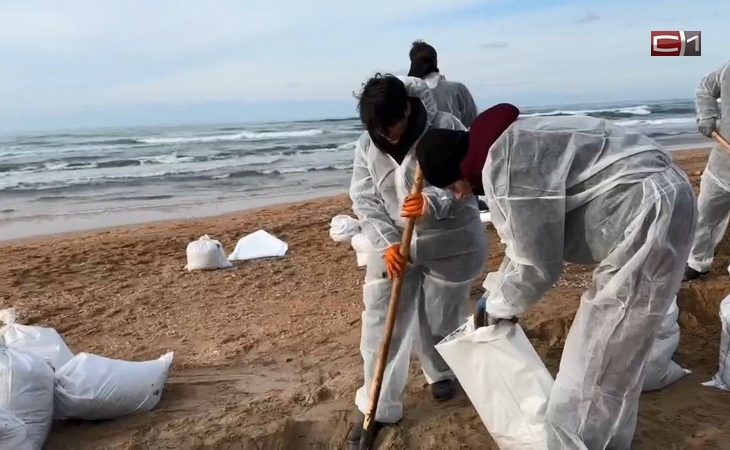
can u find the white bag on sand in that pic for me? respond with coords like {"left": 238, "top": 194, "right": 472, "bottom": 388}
{"left": 480, "top": 212, "right": 492, "bottom": 224}
{"left": 703, "top": 294, "right": 730, "bottom": 390}
{"left": 185, "top": 235, "right": 232, "bottom": 271}
{"left": 0, "top": 308, "right": 74, "bottom": 370}
{"left": 436, "top": 318, "right": 554, "bottom": 449}
{"left": 54, "top": 351, "right": 174, "bottom": 420}
{"left": 329, "top": 215, "right": 361, "bottom": 243}
{"left": 350, "top": 233, "right": 372, "bottom": 267}
{"left": 0, "top": 408, "right": 32, "bottom": 450}
{"left": 228, "top": 230, "right": 288, "bottom": 261}
{"left": 0, "top": 341, "right": 54, "bottom": 449}
{"left": 642, "top": 297, "right": 690, "bottom": 392}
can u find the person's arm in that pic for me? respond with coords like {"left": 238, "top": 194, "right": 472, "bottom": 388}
{"left": 696, "top": 61, "right": 729, "bottom": 121}
{"left": 419, "top": 114, "right": 469, "bottom": 219}
{"left": 481, "top": 162, "right": 566, "bottom": 318}
{"left": 458, "top": 84, "right": 479, "bottom": 128}
{"left": 350, "top": 134, "right": 402, "bottom": 251}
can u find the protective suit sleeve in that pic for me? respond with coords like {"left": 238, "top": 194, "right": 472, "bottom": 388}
{"left": 482, "top": 194, "right": 566, "bottom": 318}
{"left": 458, "top": 84, "right": 479, "bottom": 128}
{"left": 349, "top": 136, "right": 402, "bottom": 252}
{"left": 420, "top": 114, "right": 469, "bottom": 219}
{"left": 696, "top": 61, "right": 729, "bottom": 121}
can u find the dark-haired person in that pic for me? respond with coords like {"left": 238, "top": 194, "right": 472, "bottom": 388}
{"left": 346, "top": 73, "right": 486, "bottom": 446}
{"left": 408, "top": 40, "right": 478, "bottom": 127}
{"left": 413, "top": 105, "right": 696, "bottom": 449}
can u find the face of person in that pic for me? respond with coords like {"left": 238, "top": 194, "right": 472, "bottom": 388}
{"left": 380, "top": 102, "right": 411, "bottom": 144}
{"left": 448, "top": 178, "right": 473, "bottom": 200}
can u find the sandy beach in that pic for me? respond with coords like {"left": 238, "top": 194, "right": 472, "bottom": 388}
{"left": 3, "top": 148, "right": 730, "bottom": 449}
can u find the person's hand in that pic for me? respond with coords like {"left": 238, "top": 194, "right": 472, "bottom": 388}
{"left": 698, "top": 118, "right": 717, "bottom": 138}
{"left": 474, "top": 295, "right": 517, "bottom": 328}
{"left": 384, "top": 243, "right": 406, "bottom": 280}
{"left": 401, "top": 193, "right": 427, "bottom": 219}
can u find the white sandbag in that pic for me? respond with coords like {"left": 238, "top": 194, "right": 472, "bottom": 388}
{"left": 0, "top": 408, "right": 32, "bottom": 450}
{"left": 329, "top": 215, "right": 361, "bottom": 243}
{"left": 480, "top": 212, "right": 492, "bottom": 224}
{"left": 228, "top": 230, "right": 288, "bottom": 261}
{"left": 703, "top": 293, "right": 730, "bottom": 390}
{"left": 350, "top": 233, "right": 372, "bottom": 268}
{"left": 642, "top": 297, "right": 690, "bottom": 392}
{"left": 436, "top": 318, "right": 553, "bottom": 449}
{"left": 0, "top": 342, "right": 54, "bottom": 449}
{"left": 0, "top": 308, "right": 73, "bottom": 371}
{"left": 185, "top": 235, "right": 232, "bottom": 271}
{"left": 54, "top": 351, "right": 174, "bottom": 420}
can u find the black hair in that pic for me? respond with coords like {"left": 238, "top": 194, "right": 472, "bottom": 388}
{"left": 408, "top": 40, "right": 439, "bottom": 78}
{"left": 354, "top": 73, "right": 409, "bottom": 134}
{"left": 415, "top": 128, "right": 469, "bottom": 188}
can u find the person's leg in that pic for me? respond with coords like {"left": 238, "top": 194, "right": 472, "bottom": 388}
{"left": 348, "top": 250, "right": 421, "bottom": 443}
{"left": 685, "top": 170, "right": 730, "bottom": 279}
{"left": 546, "top": 168, "right": 696, "bottom": 449}
{"left": 412, "top": 274, "right": 473, "bottom": 399}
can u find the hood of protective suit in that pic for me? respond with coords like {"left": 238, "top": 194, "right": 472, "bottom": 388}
{"left": 423, "top": 72, "right": 445, "bottom": 89}
{"left": 398, "top": 75, "right": 441, "bottom": 126}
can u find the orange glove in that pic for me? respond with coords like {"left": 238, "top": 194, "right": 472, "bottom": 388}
{"left": 401, "top": 193, "right": 427, "bottom": 219}
{"left": 384, "top": 243, "right": 406, "bottom": 280}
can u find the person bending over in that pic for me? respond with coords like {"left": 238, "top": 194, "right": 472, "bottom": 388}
{"left": 413, "top": 104, "right": 697, "bottom": 449}
{"left": 346, "top": 74, "right": 487, "bottom": 447}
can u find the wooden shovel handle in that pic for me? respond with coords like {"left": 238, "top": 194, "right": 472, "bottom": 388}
{"left": 712, "top": 131, "right": 730, "bottom": 155}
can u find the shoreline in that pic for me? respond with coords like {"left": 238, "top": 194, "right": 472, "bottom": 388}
{"left": 0, "top": 146, "right": 712, "bottom": 245}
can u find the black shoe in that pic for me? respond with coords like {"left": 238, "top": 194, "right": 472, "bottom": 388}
{"left": 477, "top": 199, "right": 489, "bottom": 211}
{"left": 431, "top": 379, "right": 456, "bottom": 401}
{"left": 346, "top": 411, "right": 386, "bottom": 450}
{"left": 683, "top": 265, "right": 708, "bottom": 282}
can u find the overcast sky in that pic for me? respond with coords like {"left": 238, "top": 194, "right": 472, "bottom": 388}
{"left": 0, "top": 0, "right": 726, "bottom": 131}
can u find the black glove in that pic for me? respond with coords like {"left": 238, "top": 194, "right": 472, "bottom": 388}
{"left": 474, "top": 296, "right": 517, "bottom": 328}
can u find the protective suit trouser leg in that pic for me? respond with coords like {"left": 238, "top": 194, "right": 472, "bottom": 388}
{"left": 687, "top": 170, "right": 730, "bottom": 273}
{"left": 413, "top": 274, "right": 472, "bottom": 384}
{"left": 546, "top": 168, "right": 696, "bottom": 450}
{"left": 355, "top": 251, "right": 421, "bottom": 424}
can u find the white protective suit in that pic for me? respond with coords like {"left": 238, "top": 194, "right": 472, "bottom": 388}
{"left": 350, "top": 76, "right": 487, "bottom": 423}
{"left": 422, "top": 72, "right": 478, "bottom": 128}
{"left": 687, "top": 60, "right": 730, "bottom": 273}
{"left": 481, "top": 116, "right": 697, "bottom": 449}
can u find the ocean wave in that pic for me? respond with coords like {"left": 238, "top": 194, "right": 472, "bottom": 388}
{"left": 614, "top": 117, "right": 695, "bottom": 127}
{"left": 521, "top": 105, "right": 652, "bottom": 118}
{"left": 140, "top": 129, "right": 324, "bottom": 145}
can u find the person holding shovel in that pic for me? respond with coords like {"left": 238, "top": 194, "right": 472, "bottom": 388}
{"left": 346, "top": 73, "right": 486, "bottom": 447}
{"left": 413, "top": 105, "right": 697, "bottom": 449}
{"left": 683, "top": 60, "right": 730, "bottom": 281}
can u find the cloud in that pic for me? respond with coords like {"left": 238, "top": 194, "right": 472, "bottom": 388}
{"left": 575, "top": 11, "right": 600, "bottom": 24}
{"left": 481, "top": 41, "right": 509, "bottom": 49}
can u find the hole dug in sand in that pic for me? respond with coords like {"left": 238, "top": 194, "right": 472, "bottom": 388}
{"left": 677, "top": 282, "right": 727, "bottom": 330}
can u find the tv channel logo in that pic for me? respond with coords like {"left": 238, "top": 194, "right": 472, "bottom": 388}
{"left": 651, "top": 31, "right": 701, "bottom": 56}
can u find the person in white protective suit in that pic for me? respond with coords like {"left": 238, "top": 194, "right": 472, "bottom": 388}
{"left": 408, "top": 40, "right": 479, "bottom": 128}
{"left": 414, "top": 106, "right": 697, "bottom": 450}
{"left": 684, "top": 60, "right": 730, "bottom": 281}
{"left": 345, "top": 73, "right": 487, "bottom": 447}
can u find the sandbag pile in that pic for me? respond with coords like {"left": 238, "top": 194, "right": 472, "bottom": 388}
{"left": 0, "top": 309, "right": 174, "bottom": 449}
{"left": 642, "top": 297, "right": 690, "bottom": 392}
{"left": 704, "top": 293, "right": 730, "bottom": 390}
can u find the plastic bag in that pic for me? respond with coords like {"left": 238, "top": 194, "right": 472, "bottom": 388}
{"left": 0, "top": 342, "right": 54, "bottom": 449}
{"left": 436, "top": 317, "right": 553, "bottom": 449}
{"left": 228, "top": 230, "right": 288, "bottom": 261}
{"left": 349, "top": 233, "right": 372, "bottom": 267}
{"left": 703, "top": 293, "right": 730, "bottom": 390}
{"left": 328, "top": 215, "right": 361, "bottom": 243}
{"left": 0, "top": 308, "right": 73, "bottom": 371}
{"left": 54, "top": 351, "right": 174, "bottom": 420}
{"left": 0, "top": 408, "right": 32, "bottom": 450}
{"left": 642, "top": 297, "right": 690, "bottom": 392}
{"left": 185, "top": 235, "right": 232, "bottom": 271}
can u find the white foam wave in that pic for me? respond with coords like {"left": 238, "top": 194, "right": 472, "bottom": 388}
{"left": 522, "top": 105, "right": 652, "bottom": 117}
{"left": 614, "top": 117, "right": 696, "bottom": 127}
{"left": 140, "top": 129, "right": 324, "bottom": 145}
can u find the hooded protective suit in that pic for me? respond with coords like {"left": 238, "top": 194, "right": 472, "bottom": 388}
{"left": 481, "top": 115, "right": 696, "bottom": 449}
{"left": 350, "top": 76, "right": 487, "bottom": 423}
{"left": 421, "top": 72, "right": 478, "bottom": 128}
{"left": 686, "top": 60, "right": 730, "bottom": 274}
